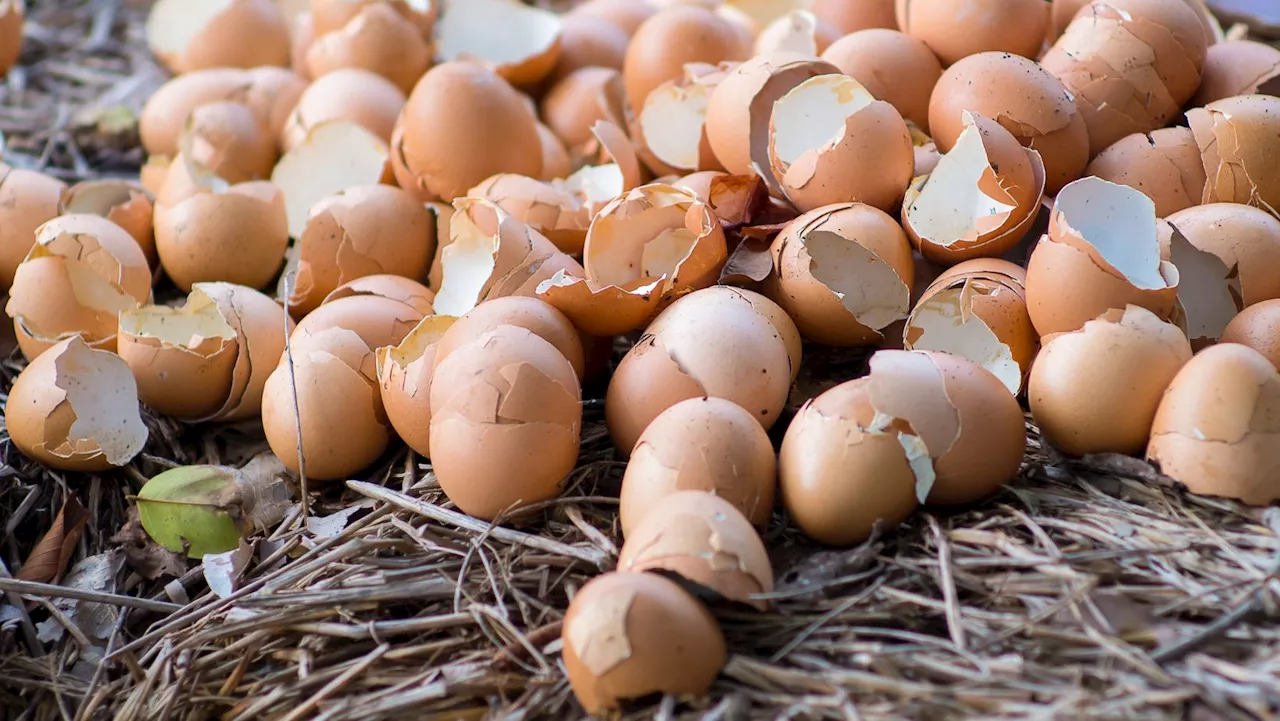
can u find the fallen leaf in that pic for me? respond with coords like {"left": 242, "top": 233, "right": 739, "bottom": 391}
{"left": 34, "top": 552, "right": 123, "bottom": 649}
{"left": 17, "top": 494, "right": 89, "bottom": 585}
{"left": 111, "top": 508, "right": 188, "bottom": 580}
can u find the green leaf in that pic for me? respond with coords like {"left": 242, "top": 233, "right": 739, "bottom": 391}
{"left": 136, "top": 466, "right": 244, "bottom": 559}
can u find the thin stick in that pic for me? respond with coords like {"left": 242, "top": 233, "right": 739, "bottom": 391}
{"left": 0, "top": 578, "right": 183, "bottom": 613}
{"left": 281, "top": 274, "right": 309, "bottom": 520}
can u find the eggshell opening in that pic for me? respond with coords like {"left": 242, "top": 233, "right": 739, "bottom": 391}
{"left": 771, "top": 74, "right": 875, "bottom": 167}
{"left": 753, "top": 9, "right": 833, "bottom": 57}
{"left": 1052, "top": 177, "right": 1168, "bottom": 291}
{"left": 904, "top": 285, "right": 1025, "bottom": 395}
{"left": 1165, "top": 228, "right": 1242, "bottom": 348}
{"left": 146, "top": 0, "right": 238, "bottom": 62}
{"left": 304, "top": 3, "right": 432, "bottom": 93}
{"left": 280, "top": 68, "right": 406, "bottom": 152}
{"left": 638, "top": 76, "right": 714, "bottom": 173}
{"left": 190, "top": 282, "right": 290, "bottom": 422}
{"left": 270, "top": 120, "right": 392, "bottom": 239}
{"left": 436, "top": 0, "right": 562, "bottom": 86}
{"left": 60, "top": 180, "right": 156, "bottom": 266}
{"left": 468, "top": 174, "right": 588, "bottom": 256}
{"left": 376, "top": 314, "right": 456, "bottom": 458}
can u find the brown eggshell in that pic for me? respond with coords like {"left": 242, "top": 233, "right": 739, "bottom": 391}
{"left": 140, "top": 156, "right": 171, "bottom": 197}
{"left": 634, "top": 64, "right": 727, "bottom": 176}
{"left": 181, "top": 100, "right": 277, "bottom": 184}
{"left": 1147, "top": 343, "right": 1280, "bottom": 505}
{"left": 432, "top": 296, "right": 584, "bottom": 381}
{"left": 567, "top": 0, "right": 658, "bottom": 36}
{"left": 60, "top": 180, "right": 156, "bottom": 268}
{"left": 323, "top": 275, "right": 436, "bottom": 315}
{"left": 310, "top": 0, "right": 436, "bottom": 37}
{"left": 811, "top": 0, "right": 896, "bottom": 34}
{"left": 929, "top": 52, "right": 1089, "bottom": 195}
{"left": 289, "top": 10, "right": 313, "bottom": 79}
{"left": 429, "top": 325, "right": 582, "bottom": 519}
{"left": 542, "top": 67, "right": 624, "bottom": 153}
{"left": 1029, "top": 305, "right": 1191, "bottom": 456}
{"left": 0, "top": 165, "right": 66, "bottom": 289}
{"left": 293, "top": 294, "right": 424, "bottom": 352}
{"left": 377, "top": 315, "right": 456, "bottom": 459}
{"left": 619, "top": 397, "right": 776, "bottom": 536}
{"left": 562, "top": 571, "right": 725, "bottom": 714}
{"left": 436, "top": 0, "right": 562, "bottom": 87}
{"left": 1050, "top": 0, "right": 1220, "bottom": 45}
{"left": 753, "top": 9, "right": 841, "bottom": 57}
{"left": 0, "top": 1, "right": 21, "bottom": 78}
{"left": 1221, "top": 300, "right": 1280, "bottom": 370}
{"left": 537, "top": 124, "right": 573, "bottom": 182}
{"left": 270, "top": 120, "right": 394, "bottom": 239}
{"left": 1085, "top": 128, "right": 1206, "bottom": 219}
{"left": 468, "top": 174, "right": 588, "bottom": 256}
{"left": 146, "top": 0, "right": 291, "bottom": 75}
{"left": 1192, "top": 41, "right": 1280, "bottom": 107}
{"left": 618, "top": 491, "right": 773, "bottom": 609}
{"left": 305, "top": 2, "right": 432, "bottom": 93}
{"left": 6, "top": 214, "right": 151, "bottom": 360}
{"left": 4, "top": 336, "right": 148, "bottom": 472}
{"left": 821, "top": 29, "right": 941, "bottom": 133}
{"left": 262, "top": 326, "right": 389, "bottom": 480}
{"left": 896, "top": 0, "right": 1048, "bottom": 65}
{"left": 196, "top": 281, "right": 291, "bottom": 421}
{"left": 1187, "top": 95, "right": 1280, "bottom": 219}
{"left": 623, "top": 5, "right": 749, "bottom": 112}
{"left": 551, "top": 13, "right": 629, "bottom": 84}
{"left": 280, "top": 68, "right": 406, "bottom": 152}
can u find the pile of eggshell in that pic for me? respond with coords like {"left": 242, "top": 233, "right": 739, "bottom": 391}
{"left": 2, "top": 0, "right": 1280, "bottom": 712}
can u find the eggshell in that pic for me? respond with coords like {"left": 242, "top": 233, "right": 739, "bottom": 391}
{"left": 537, "top": 124, "right": 573, "bottom": 182}
{"left": 146, "top": 0, "right": 291, "bottom": 75}
{"left": 542, "top": 67, "right": 624, "bottom": 153}
{"left": 292, "top": 294, "right": 425, "bottom": 353}
{"left": 60, "top": 180, "right": 156, "bottom": 268}
{"left": 310, "top": 0, "right": 436, "bottom": 37}
{"left": 0, "top": 165, "right": 66, "bottom": 289}
{"left": 467, "top": 174, "right": 588, "bottom": 256}
{"left": 429, "top": 325, "right": 582, "bottom": 519}
{"left": 1050, "top": 0, "right": 1220, "bottom": 45}
{"left": 305, "top": 2, "right": 432, "bottom": 93}
{"left": 635, "top": 63, "right": 727, "bottom": 175}
{"left": 1192, "top": 41, "right": 1280, "bottom": 106}
{"left": 1029, "top": 305, "right": 1190, "bottom": 456}
{"left": 1221, "top": 300, "right": 1280, "bottom": 370}
{"left": 398, "top": 62, "right": 543, "bottom": 202}
{"left": 436, "top": 0, "right": 562, "bottom": 87}
{"left": 623, "top": 5, "right": 750, "bottom": 112}
{"left": 193, "top": 282, "right": 291, "bottom": 421}
{"left": 606, "top": 286, "right": 791, "bottom": 453}
{"left": 1025, "top": 177, "right": 1179, "bottom": 336}
{"left": 764, "top": 202, "right": 913, "bottom": 346}
{"left": 5, "top": 337, "right": 148, "bottom": 472}
{"left": 280, "top": 68, "right": 406, "bottom": 152}
{"left": 181, "top": 100, "right": 277, "bottom": 184}
{"left": 753, "top": 9, "right": 840, "bottom": 57}
{"left": 1085, "top": 128, "right": 1206, "bottom": 219}
{"left": 1187, "top": 95, "right": 1280, "bottom": 219}
{"left": 896, "top": 0, "right": 1048, "bottom": 65}
{"left": 322, "top": 274, "right": 436, "bottom": 314}
{"left": 567, "top": 0, "right": 658, "bottom": 37}
{"left": 270, "top": 120, "right": 393, "bottom": 240}
{"left": 140, "top": 156, "right": 171, "bottom": 197}
{"left": 820, "top": 29, "right": 941, "bottom": 133}
{"left": 562, "top": 571, "right": 725, "bottom": 715}
{"left": 618, "top": 491, "right": 773, "bottom": 609}
{"left": 811, "top": 0, "right": 896, "bottom": 34}
{"left": 262, "top": 326, "right": 390, "bottom": 480}
{"left": 619, "top": 397, "right": 776, "bottom": 536}
{"left": 7, "top": 215, "right": 151, "bottom": 360}
{"left": 550, "top": 13, "right": 630, "bottom": 84}
{"left": 289, "top": 11, "right": 313, "bottom": 79}
{"left": 1147, "top": 343, "right": 1280, "bottom": 505}
{"left": 929, "top": 52, "right": 1089, "bottom": 195}
{"left": 672, "top": 170, "right": 727, "bottom": 201}
{"left": 0, "top": 0, "right": 21, "bottom": 77}
{"left": 288, "top": 185, "right": 434, "bottom": 317}
{"left": 377, "top": 315, "right": 456, "bottom": 459}
{"left": 432, "top": 296, "right": 584, "bottom": 381}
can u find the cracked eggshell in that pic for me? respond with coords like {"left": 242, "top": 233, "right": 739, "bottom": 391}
{"left": 432, "top": 295, "right": 584, "bottom": 382}
{"left": 7, "top": 214, "right": 152, "bottom": 360}
{"left": 60, "top": 180, "right": 156, "bottom": 268}
{"left": 322, "top": 274, "right": 435, "bottom": 314}
{"left": 1187, "top": 94, "right": 1280, "bottom": 218}
{"left": 902, "top": 113, "right": 1045, "bottom": 264}
{"left": 764, "top": 202, "right": 914, "bottom": 346}
{"left": 618, "top": 491, "right": 773, "bottom": 609}
{"left": 1049, "top": 0, "right": 1220, "bottom": 45}
{"left": 1192, "top": 41, "right": 1280, "bottom": 107}
{"left": 1222, "top": 300, "right": 1280, "bottom": 370}
{"left": 929, "top": 52, "right": 1089, "bottom": 195}
{"left": 623, "top": 5, "right": 750, "bottom": 112}
{"left": 292, "top": 294, "right": 425, "bottom": 352}
{"left": 5, "top": 336, "right": 148, "bottom": 472}
{"left": 1025, "top": 177, "right": 1179, "bottom": 336}
{"left": 1029, "top": 305, "right": 1191, "bottom": 456}
{"left": 895, "top": 0, "right": 1048, "bottom": 65}
{"left": 568, "top": 0, "right": 657, "bottom": 37}
{"left": 904, "top": 259, "right": 1037, "bottom": 394}
{"left": 468, "top": 174, "right": 588, "bottom": 256}
{"left": 1084, "top": 127, "right": 1206, "bottom": 219}
{"left": 619, "top": 396, "right": 776, "bottom": 536}
{"left": 1147, "top": 343, "right": 1280, "bottom": 505}
{"left": 635, "top": 64, "right": 726, "bottom": 176}
{"left": 181, "top": 101, "right": 277, "bottom": 184}
{"left": 606, "top": 286, "right": 792, "bottom": 454}
{"left": 562, "top": 571, "right": 725, "bottom": 715}
{"left": 280, "top": 68, "right": 406, "bottom": 152}
{"left": 542, "top": 67, "right": 624, "bottom": 153}
{"left": 811, "top": 0, "right": 896, "bottom": 34}
{"left": 146, "top": 0, "right": 291, "bottom": 75}
{"left": 398, "top": 62, "right": 543, "bottom": 203}
{"left": 377, "top": 314, "right": 456, "bottom": 459}
{"left": 538, "top": 123, "right": 573, "bottom": 182}
{"left": 305, "top": 2, "right": 431, "bottom": 93}
{"left": 436, "top": 0, "right": 562, "bottom": 87}
{"left": 262, "top": 326, "right": 389, "bottom": 480}
{"left": 821, "top": 29, "right": 942, "bottom": 133}
{"left": 288, "top": 185, "right": 434, "bottom": 317}
{"left": 310, "top": 0, "right": 437, "bottom": 37}
{"left": 550, "top": 12, "right": 629, "bottom": 83}
{"left": 753, "top": 10, "right": 840, "bottom": 57}
{"left": 429, "top": 325, "right": 582, "bottom": 519}
{"left": 270, "top": 120, "right": 394, "bottom": 240}
{"left": 195, "top": 281, "right": 290, "bottom": 421}
{"left": 0, "top": 164, "right": 65, "bottom": 289}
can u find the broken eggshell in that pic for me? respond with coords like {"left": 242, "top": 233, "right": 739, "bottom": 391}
{"left": 180, "top": 100, "right": 278, "bottom": 185}
{"left": 1084, "top": 127, "right": 1207, "bottom": 219}
{"left": 435, "top": 0, "right": 562, "bottom": 87}
{"left": 322, "top": 274, "right": 435, "bottom": 313}
{"left": 1187, "top": 94, "right": 1280, "bottom": 219}
{"left": 269, "top": 120, "right": 394, "bottom": 240}
{"left": 279, "top": 68, "right": 406, "bottom": 152}
{"left": 292, "top": 292, "right": 426, "bottom": 353}
{"left": 60, "top": 180, "right": 156, "bottom": 268}
{"left": 304, "top": 1, "right": 432, "bottom": 93}
{"left": 820, "top": 28, "right": 942, "bottom": 134}
{"left": 0, "top": 164, "right": 66, "bottom": 289}
{"left": 622, "top": 4, "right": 749, "bottom": 114}
{"left": 634, "top": 63, "right": 727, "bottom": 176}
{"left": 431, "top": 295, "right": 585, "bottom": 382}
{"left": 467, "top": 174, "right": 589, "bottom": 256}
{"left": 376, "top": 314, "right": 457, "bottom": 460}
{"left": 1191, "top": 40, "right": 1280, "bottom": 107}
{"left": 753, "top": 9, "right": 839, "bottom": 57}
{"left": 145, "top": 0, "right": 291, "bottom": 75}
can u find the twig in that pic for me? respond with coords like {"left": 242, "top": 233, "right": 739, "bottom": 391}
{"left": 0, "top": 557, "right": 42, "bottom": 655}
{"left": 0, "top": 578, "right": 182, "bottom": 613}
{"left": 275, "top": 644, "right": 389, "bottom": 721}
{"left": 929, "top": 516, "right": 967, "bottom": 650}
{"left": 281, "top": 275, "right": 309, "bottom": 521}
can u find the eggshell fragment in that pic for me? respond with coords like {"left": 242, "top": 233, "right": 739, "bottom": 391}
{"left": 753, "top": 9, "right": 839, "bottom": 57}
{"left": 322, "top": 274, "right": 435, "bottom": 313}
{"left": 377, "top": 315, "right": 456, "bottom": 459}
{"left": 436, "top": 0, "right": 561, "bottom": 87}
{"left": 618, "top": 491, "right": 773, "bottom": 609}
{"left": 0, "top": 0, "right": 22, "bottom": 78}
{"left": 429, "top": 326, "right": 582, "bottom": 519}
{"left": 305, "top": 2, "right": 432, "bottom": 93}
{"left": 467, "top": 174, "right": 588, "bottom": 256}
{"left": 180, "top": 100, "right": 277, "bottom": 184}
{"left": 146, "top": 0, "right": 291, "bottom": 75}
{"left": 1187, "top": 94, "right": 1280, "bottom": 219}
{"left": 1084, "top": 128, "right": 1207, "bottom": 219}
{"left": 552, "top": 120, "right": 646, "bottom": 217}
{"left": 7, "top": 215, "right": 151, "bottom": 360}
{"left": 635, "top": 64, "right": 726, "bottom": 175}
{"left": 5, "top": 337, "right": 148, "bottom": 472}
{"left": 1050, "top": 0, "right": 1221, "bottom": 45}
{"left": 1222, "top": 300, "right": 1280, "bottom": 370}
{"left": 280, "top": 68, "right": 406, "bottom": 152}
{"left": 60, "top": 180, "right": 156, "bottom": 268}
{"left": 562, "top": 571, "right": 725, "bottom": 715}
{"left": 764, "top": 202, "right": 914, "bottom": 346}
{"left": 821, "top": 29, "right": 941, "bottom": 133}
{"left": 0, "top": 165, "right": 66, "bottom": 289}
{"left": 269, "top": 120, "right": 392, "bottom": 239}
{"left": 619, "top": 397, "right": 776, "bottom": 536}
{"left": 432, "top": 296, "right": 584, "bottom": 381}
{"left": 1147, "top": 343, "right": 1280, "bottom": 505}
{"left": 1025, "top": 177, "right": 1179, "bottom": 336}
{"left": 1191, "top": 41, "right": 1280, "bottom": 106}
{"left": 623, "top": 5, "right": 750, "bottom": 112}
{"left": 1029, "top": 305, "right": 1191, "bottom": 456}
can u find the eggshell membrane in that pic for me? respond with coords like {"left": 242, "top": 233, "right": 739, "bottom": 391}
{"left": 811, "top": 0, "right": 896, "bottom": 34}
{"left": 606, "top": 286, "right": 792, "bottom": 454}
{"left": 4, "top": 336, "right": 148, "bottom": 472}
{"left": 821, "top": 29, "right": 941, "bottom": 133}
{"left": 1147, "top": 343, "right": 1280, "bottom": 505}
{"left": 764, "top": 202, "right": 914, "bottom": 346}
{"left": 305, "top": 2, "right": 432, "bottom": 93}
{"left": 542, "top": 67, "right": 623, "bottom": 153}
{"left": 1192, "top": 41, "right": 1280, "bottom": 107}
{"left": 623, "top": 5, "right": 750, "bottom": 112}
{"left": 538, "top": 124, "right": 573, "bottom": 182}
{"left": 399, "top": 62, "right": 543, "bottom": 203}
{"left": 60, "top": 180, "right": 156, "bottom": 268}
{"left": 905, "top": 259, "right": 1036, "bottom": 394}
{"left": 288, "top": 185, "right": 434, "bottom": 317}
{"left": 436, "top": 0, "right": 562, "bottom": 87}
{"left": 635, "top": 64, "right": 727, "bottom": 175}
{"left": 432, "top": 296, "right": 584, "bottom": 381}
{"left": 310, "top": 0, "right": 437, "bottom": 37}
{"left": 262, "top": 326, "right": 389, "bottom": 480}
{"left": 270, "top": 120, "right": 394, "bottom": 240}
{"left": 1029, "top": 305, "right": 1190, "bottom": 456}
{"left": 1187, "top": 95, "right": 1280, "bottom": 219}
{"left": 562, "top": 571, "right": 725, "bottom": 714}
{"left": 280, "top": 68, "right": 406, "bottom": 152}
{"left": 7, "top": 214, "right": 151, "bottom": 360}
{"left": 292, "top": 294, "right": 425, "bottom": 353}
{"left": 181, "top": 101, "right": 277, "bottom": 184}
{"left": 753, "top": 10, "right": 840, "bottom": 57}
{"left": 468, "top": 174, "right": 588, "bottom": 256}
{"left": 377, "top": 315, "right": 456, "bottom": 459}
{"left": 429, "top": 325, "right": 582, "bottom": 519}
{"left": 146, "top": 0, "right": 291, "bottom": 75}
{"left": 550, "top": 13, "right": 629, "bottom": 84}
{"left": 323, "top": 274, "right": 436, "bottom": 315}
{"left": 1025, "top": 177, "right": 1179, "bottom": 336}
{"left": 929, "top": 52, "right": 1089, "bottom": 195}
{"left": 1084, "top": 128, "right": 1206, "bottom": 219}
{"left": 779, "top": 377, "right": 919, "bottom": 545}
{"left": 0, "top": 165, "right": 66, "bottom": 289}
{"left": 619, "top": 397, "right": 776, "bottom": 536}
{"left": 140, "top": 68, "right": 306, "bottom": 159}
{"left": 618, "top": 491, "right": 773, "bottom": 609}
{"left": 1221, "top": 300, "right": 1280, "bottom": 370}
{"left": 0, "top": 1, "right": 21, "bottom": 77}
{"left": 568, "top": 0, "right": 658, "bottom": 36}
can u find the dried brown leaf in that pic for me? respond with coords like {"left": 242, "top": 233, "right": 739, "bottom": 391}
{"left": 16, "top": 495, "right": 89, "bottom": 585}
